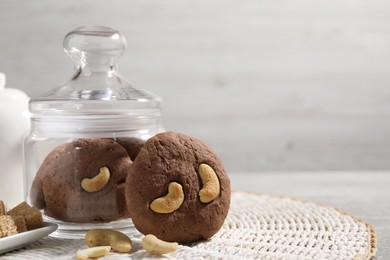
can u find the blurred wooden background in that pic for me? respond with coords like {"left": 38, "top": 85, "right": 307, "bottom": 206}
{"left": 1, "top": 0, "right": 390, "bottom": 172}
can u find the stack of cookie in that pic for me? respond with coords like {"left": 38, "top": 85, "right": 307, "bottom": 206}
{"left": 0, "top": 201, "right": 43, "bottom": 238}
{"left": 30, "top": 132, "right": 231, "bottom": 244}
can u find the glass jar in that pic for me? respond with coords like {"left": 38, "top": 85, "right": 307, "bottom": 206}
{"left": 23, "top": 26, "right": 164, "bottom": 238}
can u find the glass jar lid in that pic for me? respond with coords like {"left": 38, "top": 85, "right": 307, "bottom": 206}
{"left": 29, "top": 26, "right": 161, "bottom": 115}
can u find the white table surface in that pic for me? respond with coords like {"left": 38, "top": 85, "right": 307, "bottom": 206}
{"left": 2, "top": 171, "right": 388, "bottom": 259}
{"left": 230, "top": 171, "right": 390, "bottom": 259}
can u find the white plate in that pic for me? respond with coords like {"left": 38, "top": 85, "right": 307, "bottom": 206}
{"left": 0, "top": 222, "right": 58, "bottom": 255}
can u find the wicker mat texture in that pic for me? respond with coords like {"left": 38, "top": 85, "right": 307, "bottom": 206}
{"left": 2, "top": 191, "right": 377, "bottom": 259}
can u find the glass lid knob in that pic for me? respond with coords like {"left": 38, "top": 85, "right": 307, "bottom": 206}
{"left": 63, "top": 26, "right": 126, "bottom": 69}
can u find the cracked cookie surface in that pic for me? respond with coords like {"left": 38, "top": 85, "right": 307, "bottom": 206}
{"left": 125, "top": 132, "right": 231, "bottom": 243}
{"left": 31, "top": 138, "right": 132, "bottom": 223}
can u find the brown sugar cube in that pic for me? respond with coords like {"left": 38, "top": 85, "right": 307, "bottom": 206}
{"left": 8, "top": 202, "right": 43, "bottom": 231}
{"left": 0, "top": 215, "right": 18, "bottom": 238}
{"left": 7, "top": 201, "right": 31, "bottom": 216}
{"left": 23, "top": 207, "right": 43, "bottom": 230}
{"left": 11, "top": 215, "right": 27, "bottom": 233}
{"left": 0, "top": 200, "right": 6, "bottom": 215}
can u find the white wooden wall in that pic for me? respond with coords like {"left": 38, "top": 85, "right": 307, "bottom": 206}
{"left": 1, "top": 0, "right": 390, "bottom": 172}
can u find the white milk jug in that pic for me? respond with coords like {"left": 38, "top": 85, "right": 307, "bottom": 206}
{"left": 0, "top": 73, "right": 30, "bottom": 208}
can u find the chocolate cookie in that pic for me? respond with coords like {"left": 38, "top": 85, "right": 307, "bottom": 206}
{"left": 31, "top": 138, "right": 132, "bottom": 223}
{"left": 125, "top": 132, "right": 231, "bottom": 244}
{"left": 113, "top": 137, "right": 145, "bottom": 161}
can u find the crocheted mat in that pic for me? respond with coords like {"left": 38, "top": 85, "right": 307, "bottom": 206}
{"left": 2, "top": 191, "right": 377, "bottom": 259}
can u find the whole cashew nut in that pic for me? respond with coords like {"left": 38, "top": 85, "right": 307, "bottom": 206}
{"left": 150, "top": 182, "right": 184, "bottom": 213}
{"left": 81, "top": 167, "right": 110, "bottom": 193}
{"left": 198, "top": 163, "right": 220, "bottom": 203}
{"left": 85, "top": 229, "right": 132, "bottom": 253}
{"left": 142, "top": 234, "right": 178, "bottom": 255}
